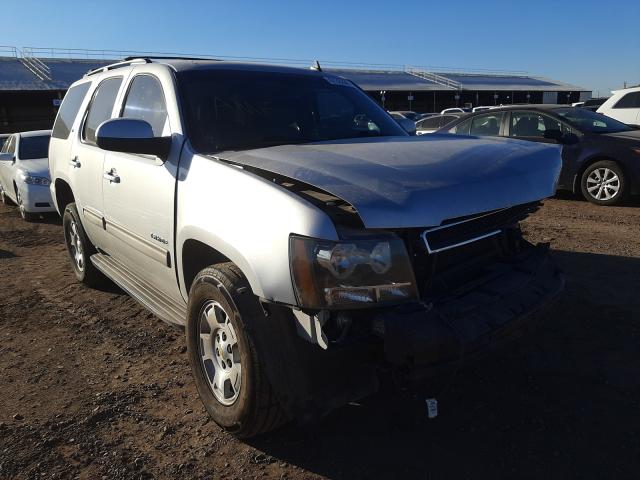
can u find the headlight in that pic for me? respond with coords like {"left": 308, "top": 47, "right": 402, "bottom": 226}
{"left": 19, "top": 171, "right": 50, "bottom": 186}
{"left": 289, "top": 234, "right": 418, "bottom": 309}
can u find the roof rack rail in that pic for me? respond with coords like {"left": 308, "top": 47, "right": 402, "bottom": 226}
{"left": 123, "top": 55, "right": 220, "bottom": 62}
{"left": 84, "top": 58, "right": 150, "bottom": 77}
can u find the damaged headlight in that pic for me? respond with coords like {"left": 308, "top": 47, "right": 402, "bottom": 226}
{"left": 289, "top": 234, "right": 418, "bottom": 308}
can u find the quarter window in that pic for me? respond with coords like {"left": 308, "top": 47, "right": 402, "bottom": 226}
{"left": 52, "top": 82, "right": 91, "bottom": 140}
{"left": 469, "top": 113, "right": 504, "bottom": 136}
{"left": 82, "top": 77, "right": 123, "bottom": 145}
{"left": 121, "top": 75, "right": 169, "bottom": 136}
{"left": 613, "top": 92, "right": 640, "bottom": 109}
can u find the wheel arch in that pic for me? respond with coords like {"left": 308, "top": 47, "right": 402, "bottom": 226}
{"left": 573, "top": 156, "right": 626, "bottom": 195}
{"left": 53, "top": 178, "right": 75, "bottom": 215}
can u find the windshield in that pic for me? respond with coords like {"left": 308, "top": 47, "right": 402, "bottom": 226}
{"left": 554, "top": 108, "right": 631, "bottom": 134}
{"left": 177, "top": 69, "right": 406, "bottom": 153}
{"left": 19, "top": 135, "right": 50, "bottom": 160}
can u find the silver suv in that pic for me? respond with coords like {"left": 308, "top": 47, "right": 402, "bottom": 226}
{"left": 49, "top": 58, "right": 564, "bottom": 437}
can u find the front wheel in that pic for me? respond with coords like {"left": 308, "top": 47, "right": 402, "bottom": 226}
{"left": 186, "top": 263, "right": 287, "bottom": 438}
{"left": 16, "top": 190, "right": 36, "bottom": 222}
{"left": 63, "top": 203, "right": 104, "bottom": 287}
{"left": 581, "top": 160, "right": 626, "bottom": 206}
{"left": 0, "top": 188, "right": 14, "bottom": 205}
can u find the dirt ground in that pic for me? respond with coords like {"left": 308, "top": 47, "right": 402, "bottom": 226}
{"left": 1, "top": 195, "right": 639, "bottom": 479}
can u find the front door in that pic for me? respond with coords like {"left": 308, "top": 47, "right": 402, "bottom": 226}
{"left": 102, "top": 72, "right": 181, "bottom": 302}
{"left": 71, "top": 76, "right": 124, "bottom": 248}
{"left": 507, "top": 110, "right": 579, "bottom": 190}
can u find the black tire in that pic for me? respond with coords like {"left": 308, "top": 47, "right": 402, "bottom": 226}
{"left": 0, "top": 188, "right": 14, "bottom": 206}
{"left": 62, "top": 203, "right": 104, "bottom": 287}
{"left": 581, "top": 160, "right": 627, "bottom": 206}
{"left": 186, "top": 262, "right": 287, "bottom": 438}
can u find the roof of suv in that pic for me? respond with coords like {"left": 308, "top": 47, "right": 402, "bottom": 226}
{"left": 87, "top": 57, "right": 327, "bottom": 78}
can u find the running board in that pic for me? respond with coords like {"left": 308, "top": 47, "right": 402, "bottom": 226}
{"left": 90, "top": 253, "right": 187, "bottom": 326}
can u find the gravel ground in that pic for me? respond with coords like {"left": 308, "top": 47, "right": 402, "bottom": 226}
{"left": 1, "top": 195, "right": 639, "bottom": 479}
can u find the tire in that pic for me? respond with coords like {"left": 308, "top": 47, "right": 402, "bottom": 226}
{"left": 186, "top": 262, "right": 287, "bottom": 438}
{"left": 0, "top": 188, "right": 14, "bottom": 205}
{"left": 581, "top": 160, "right": 627, "bottom": 206}
{"left": 62, "top": 203, "right": 104, "bottom": 287}
{"left": 15, "top": 189, "right": 36, "bottom": 221}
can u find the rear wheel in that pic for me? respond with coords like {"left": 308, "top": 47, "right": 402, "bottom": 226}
{"left": 63, "top": 203, "right": 104, "bottom": 287}
{"left": 186, "top": 263, "right": 287, "bottom": 438}
{"left": 581, "top": 160, "right": 626, "bottom": 206}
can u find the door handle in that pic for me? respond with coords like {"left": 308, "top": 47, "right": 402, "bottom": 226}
{"left": 69, "top": 156, "right": 81, "bottom": 168}
{"left": 103, "top": 168, "right": 120, "bottom": 184}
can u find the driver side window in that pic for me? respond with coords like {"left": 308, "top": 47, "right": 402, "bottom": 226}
{"left": 121, "top": 75, "right": 169, "bottom": 136}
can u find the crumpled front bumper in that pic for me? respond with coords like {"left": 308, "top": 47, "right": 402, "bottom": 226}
{"left": 371, "top": 243, "right": 564, "bottom": 381}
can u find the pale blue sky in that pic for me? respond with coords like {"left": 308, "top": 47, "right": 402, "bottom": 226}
{"left": 3, "top": 0, "right": 639, "bottom": 96}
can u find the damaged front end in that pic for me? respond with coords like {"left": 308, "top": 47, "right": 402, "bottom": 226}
{"left": 269, "top": 202, "right": 563, "bottom": 421}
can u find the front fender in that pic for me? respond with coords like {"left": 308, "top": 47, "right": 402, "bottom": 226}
{"left": 176, "top": 148, "right": 339, "bottom": 304}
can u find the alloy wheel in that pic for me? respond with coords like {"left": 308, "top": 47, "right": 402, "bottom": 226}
{"left": 67, "top": 218, "right": 85, "bottom": 272}
{"left": 198, "top": 300, "right": 242, "bottom": 405}
{"left": 586, "top": 168, "right": 620, "bottom": 201}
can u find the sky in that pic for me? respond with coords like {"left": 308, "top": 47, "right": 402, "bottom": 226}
{"left": 2, "top": 0, "right": 639, "bottom": 96}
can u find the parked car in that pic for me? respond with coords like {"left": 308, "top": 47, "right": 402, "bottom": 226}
{"left": 0, "top": 130, "right": 54, "bottom": 220}
{"left": 437, "top": 105, "right": 640, "bottom": 205}
{"left": 388, "top": 110, "right": 421, "bottom": 121}
{"left": 579, "top": 97, "right": 609, "bottom": 112}
{"left": 415, "top": 113, "right": 464, "bottom": 135}
{"left": 441, "top": 107, "right": 470, "bottom": 114}
{"left": 49, "top": 58, "right": 563, "bottom": 437}
{"left": 472, "top": 106, "right": 493, "bottom": 112}
{"left": 597, "top": 86, "right": 640, "bottom": 127}
{"left": 0, "top": 134, "right": 10, "bottom": 149}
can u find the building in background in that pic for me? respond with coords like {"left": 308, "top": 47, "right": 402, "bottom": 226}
{"left": 0, "top": 47, "right": 590, "bottom": 133}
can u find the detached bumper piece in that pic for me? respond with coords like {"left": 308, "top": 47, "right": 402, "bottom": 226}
{"left": 372, "top": 243, "right": 564, "bottom": 381}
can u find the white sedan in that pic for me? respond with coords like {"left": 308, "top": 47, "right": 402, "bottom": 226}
{"left": 0, "top": 130, "right": 55, "bottom": 221}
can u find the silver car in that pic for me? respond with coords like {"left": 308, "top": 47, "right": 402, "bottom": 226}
{"left": 0, "top": 130, "right": 55, "bottom": 220}
{"left": 49, "top": 58, "right": 564, "bottom": 437}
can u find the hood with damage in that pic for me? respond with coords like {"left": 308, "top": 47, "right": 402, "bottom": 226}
{"left": 215, "top": 135, "right": 562, "bottom": 228}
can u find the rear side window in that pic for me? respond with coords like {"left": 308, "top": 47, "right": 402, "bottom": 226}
{"left": 52, "top": 82, "right": 91, "bottom": 139}
{"left": 440, "top": 115, "right": 458, "bottom": 127}
{"left": 121, "top": 75, "right": 168, "bottom": 136}
{"left": 418, "top": 116, "right": 441, "bottom": 129}
{"left": 450, "top": 118, "right": 471, "bottom": 135}
{"left": 613, "top": 92, "right": 640, "bottom": 109}
{"left": 469, "top": 113, "right": 504, "bottom": 136}
{"left": 82, "top": 77, "right": 123, "bottom": 145}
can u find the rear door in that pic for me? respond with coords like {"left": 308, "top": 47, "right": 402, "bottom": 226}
{"left": 508, "top": 110, "right": 578, "bottom": 190}
{"left": 102, "top": 69, "right": 182, "bottom": 302}
{"left": 71, "top": 76, "right": 124, "bottom": 249}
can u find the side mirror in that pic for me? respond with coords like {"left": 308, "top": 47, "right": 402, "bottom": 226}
{"left": 398, "top": 117, "right": 417, "bottom": 136}
{"left": 543, "top": 129, "right": 563, "bottom": 142}
{"left": 0, "top": 152, "right": 14, "bottom": 162}
{"left": 96, "top": 118, "right": 171, "bottom": 159}
{"left": 561, "top": 132, "right": 580, "bottom": 145}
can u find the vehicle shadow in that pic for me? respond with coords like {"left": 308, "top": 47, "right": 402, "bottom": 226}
{"left": 248, "top": 249, "right": 640, "bottom": 479}
{"left": 554, "top": 190, "right": 640, "bottom": 207}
